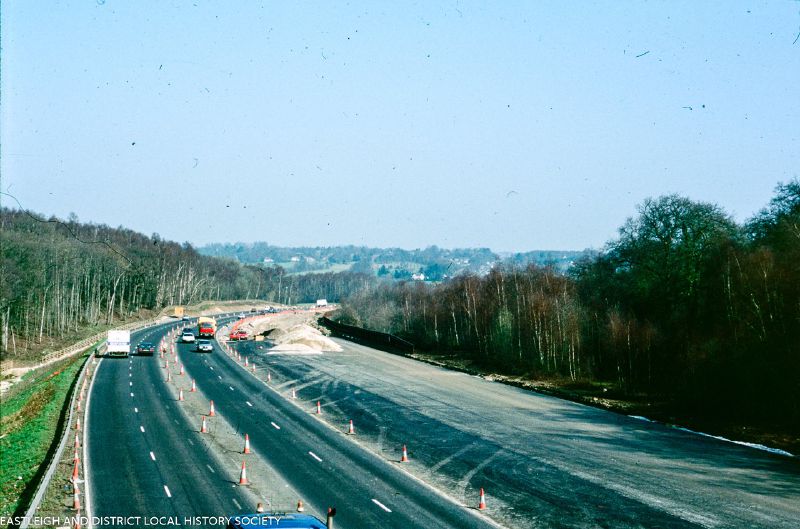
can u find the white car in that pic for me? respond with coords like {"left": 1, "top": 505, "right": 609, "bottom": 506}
{"left": 181, "top": 330, "right": 196, "bottom": 343}
{"left": 196, "top": 340, "right": 213, "bottom": 353}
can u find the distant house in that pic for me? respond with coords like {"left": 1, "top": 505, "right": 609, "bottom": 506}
{"left": 411, "top": 273, "right": 426, "bottom": 281}
{"left": 290, "top": 256, "right": 301, "bottom": 262}
{"left": 263, "top": 257, "right": 274, "bottom": 264}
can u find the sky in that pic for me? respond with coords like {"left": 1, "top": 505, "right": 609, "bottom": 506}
{"left": 2, "top": 1, "right": 799, "bottom": 252}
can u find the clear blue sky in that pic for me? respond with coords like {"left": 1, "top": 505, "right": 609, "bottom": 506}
{"left": 2, "top": 1, "right": 798, "bottom": 251}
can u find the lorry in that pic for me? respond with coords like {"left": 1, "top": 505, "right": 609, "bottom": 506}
{"left": 173, "top": 306, "right": 185, "bottom": 318}
{"left": 107, "top": 330, "right": 131, "bottom": 357}
{"left": 198, "top": 316, "right": 217, "bottom": 338}
{"left": 315, "top": 299, "right": 328, "bottom": 308}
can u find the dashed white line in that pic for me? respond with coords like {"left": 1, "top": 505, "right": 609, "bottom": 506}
{"left": 129, "top": 381, "right": 133, "bottom": 387}
{"left": 134, "top": 407, "right": 138, "bottom": 413}
{"left": 209, "top": 366, "right": 214, "bottom": 371}
{"left": 150, "top": 451, "right": 156, "bottom": 461}
{"left": 130, "top": 392, "right": 134, "bottom": 397}
{"left": 271, "top": 422, "right": 281, "bottom": 430}
{"left": 308, "top": 451, "right": 322, "bottom": 462}
{"left": 140, "top": 426, "right": 145, "bottom": 433}
{"left": 187, "top": 439, "right": 194, "bottom": 446}
{"left": 206, "top": 464, "right": 215, "bottom": 473}
{"left": 229, "top": 386, "right": 234, "bottom": 391}
{"left": 164, "top": 485, "right": 172, "bottom": 498}
{"left": 217, "top": 375, "right": 222, "bottom": 380}
{"left": 232, "top": 499, "right": 242, "bottom": 509}
{"left": 371, "top": 499, "right": 392, "bottom": 513}
{"left": 246, "top": 401, "right": 253, "bottom": 407}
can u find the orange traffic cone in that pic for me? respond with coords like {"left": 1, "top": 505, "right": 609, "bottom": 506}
{"left": 191, "top": 379, "right": 197, "bottom": 392}
{"left": 73, "top": 483, "right": 81, "bottom": 510}
{"left": 401, "top": 444, "right": 409, "bottom": 462}
{"left": 75, "top": 418, "right": 81, "bottom": 431}
{"left": 200, "top": 415, "right": 208, "bottom": 433}
{"left": 267, "top": 371, "right": 271, "bottom": 383}
{"left": 245, "top": 357, "right": 249, "bottom": 367}
{"left": 74, "top": 433, "right": 80, "bottom": 450}
{"left": 167, "top": 372, "right": 172, "bottom": 383}
{"left": 209, "top": 400, "right": 216, "bottom": 417}
{"left": 76, "top": 400, "right": 82, "bottom": 412}
{"left": 478, "top": 488, "right": 487, "bottom": 510}
{"left": 71, "top": 458, "right": 80, "bottom": 482}
{"left": 179, "top": 364, "right": 184, "bottom": 375}
{"left": 238, "top": 461, "right": 249, "bottom": 485}
{"left": 243, "top": 433, "right": 251, "bottom": 454}
{"left": 316, "top": 401, "right": 322, "bottom": 414}
{"left": 348, "top": 420, "right": 355, "bottom": 435}
{"left": 179, "top": 389, "right": 185, "bottom": 401}
{"left": 291, "top": 388, "right": 297, "bottom": 399}
{"left": 296, "top": 500, "right": 305, "bottom": 512}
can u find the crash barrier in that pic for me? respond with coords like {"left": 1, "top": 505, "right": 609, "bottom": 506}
{"left": 319, "top": 317, "right": 414, "bottom": 355}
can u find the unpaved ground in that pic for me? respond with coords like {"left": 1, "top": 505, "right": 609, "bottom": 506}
{"left": 224, "top": 311, "right": 341, "bottom": 353}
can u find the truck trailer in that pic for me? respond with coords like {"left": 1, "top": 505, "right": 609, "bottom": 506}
{"left": 107, "top": 330, "right": 131, "bottom": 357}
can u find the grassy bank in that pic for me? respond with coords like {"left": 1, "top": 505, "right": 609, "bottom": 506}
{"left": 0, "top": 351, "right": 89, "bottom": 517}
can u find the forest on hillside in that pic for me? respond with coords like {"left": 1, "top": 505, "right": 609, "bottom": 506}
{"left": 0, "top": 209, "right": 370, "bottom": 359}
{"left": 337, "top": 181, "right": 800, "bottom": 427}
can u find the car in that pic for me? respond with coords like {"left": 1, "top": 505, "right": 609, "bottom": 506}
{"left": 196, "top": 340, "right": 213, "bottom": 353}
{"left": 227, "top": 513, "right": 327, "bottom": 529}
{"left": 136, "top": 342, "right": 155, "bottom": 355}
{"left": 229, "top": 329, "right": 248, "bottom": 341}
{"left": 181, "top": 330, "right": 196, "bottom": 343}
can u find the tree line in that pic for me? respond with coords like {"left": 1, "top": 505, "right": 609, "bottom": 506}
{"left": 337, "top": 182, "right": 800, "bottom": 426}
{"left": 0, "top": 209, "right": 370, "bottom": 359}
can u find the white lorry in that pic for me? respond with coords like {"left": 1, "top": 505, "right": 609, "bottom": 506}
{"left": 107, "top": 329, "right": 131, "bottom": 357}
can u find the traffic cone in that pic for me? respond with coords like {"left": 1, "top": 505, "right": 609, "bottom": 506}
{"left": 347, "top": 420, "right": 355, "bottom": 435}
{"left": 256, "top": 503, "right": 264, "bottom": 513}
{"left": 251, "top": 363, "right": 256, "bottom": 373}
{"left": 267, "top": 371, "right": 271, "bottom": 383}
{"left": 179, "top": 389, "right": 185, "bottom": 401}
{"left": 76, "top": 400, "right": 82, "bottom": 412}
{"left": 167, "top": 372, "right": 172, "bottom": 383}
{"left": 296, "top": 500, "right": 305, "bottom": 512}
{"left": 74, "top": 433, "right": 80, "bottom": 450}
{"left": 401, "top": 444, "right": 409, "bottom": 462}
{"left": 243, "top": 433, "right": 251, "bottom": 454}
{"left": 163, "top": 361, "right": 168, "bottom": 369}
{"left": 478, "top": 488, "right": 487, "bottom": 510}
{"left": 209, "top": 400, "right": 216, "bottom": 416}
{"left": 73, "top": 484, "right": 81, "bottom": 510}
{"left": 71, "top": 458, "right": 80, "bottom": 482}
{"left": 238, "top": 461, "right": 248, "bottom": 485}
{"left": 291, "top": 387, "right": 297, "bottom": 399}
{"left": 191, "top": 379, "right": 197, "bottom": 392}
{"left": 179, "top": 364, "right": 184, "bottom": 375}
{"left": 244, "top": 357, "right": 249, "bottom": 367}
{"left": 316, "top": 401, "right": 322, "bottom": 414}
{"left": 75, "top": 418, "right": 81, "bottom": 431}
{"left": 200, "top": 415, "right": 208, "bottom": 433}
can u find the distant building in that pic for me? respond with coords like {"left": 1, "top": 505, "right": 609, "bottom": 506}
{"left": 290, "top": 256, "right": 301, "bottom": 262}
{"left": 411, "top": 273, "right": 426, "bottom": 281}
{"left": 263, "top": 257, "right": 274, "bottom": 264}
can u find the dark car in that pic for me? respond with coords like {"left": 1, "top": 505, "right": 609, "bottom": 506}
{"left": 136, "top": 342, "right": 155, "bottom": 355}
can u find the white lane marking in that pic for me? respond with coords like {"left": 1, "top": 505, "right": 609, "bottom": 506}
{"left": 218, "top": 375, "right": 222, "bottom": 380}
{"left": 206, "top": 464, "right": 215, "bottom": 473}
{"left": 129, "top": 381, "right": 133, "bottom": 386}
{"left": 246, "top": 401, "right": 253, "bottom": 407}
{"left": 134, "top": 407, "right": 138, "bottom": 413}
{"left": 372, "top": 499, "right": 392, "bottom": 513}
{"left": 229, "top": 386, "right": 234, "bottom": 391}
{"left": 308, "top": 451, "right": 322, "bottom": 462}
{"left": 233, "top": 498, "right": 242, "bottom": 509}
{"left": 187, "top": 439, "right": 194, "bottom": 446}
{"left": 140, "top": 426, "right": 145, "bottom": 433}
{"left": 210, "top": 366, "right": 214, "bottom": 371}
{"left": 150, "top": 451, "right": 156, "bottom": 461}
{"left": 130, "top": 392, "right": 134, "bottom": 397}
{"left": 164, "top": 485, "right": 172, "bottom": 498}
{"left": 271, "top": 422, "right": 281, "bottom": 430}
{"left": 129, "top": 373, "right": 132, "bottom": 377}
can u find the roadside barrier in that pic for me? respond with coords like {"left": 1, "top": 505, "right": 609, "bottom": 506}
{"left": 319, "top": 317, "right": 414, "bottom": 355}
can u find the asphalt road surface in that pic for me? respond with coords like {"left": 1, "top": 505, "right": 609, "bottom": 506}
{"left": 88, "top": 319, "right": 498, "bottom": 529}
{"left": 228, "top": 336, "right": 800, "bottom": 529}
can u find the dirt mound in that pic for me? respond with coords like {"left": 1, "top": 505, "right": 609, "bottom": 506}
{"left": 240, "top": 315, "right": 341, "bottom": 352}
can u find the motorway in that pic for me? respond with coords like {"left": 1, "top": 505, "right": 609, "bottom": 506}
{"left": 230, "top": 334, "right": 800, "bottom": 529}
{"left": 87, "top": 318, "right": 497, "bottom": 529}
{"left": 86, "top": 315, "right": 800, "bottom": 528}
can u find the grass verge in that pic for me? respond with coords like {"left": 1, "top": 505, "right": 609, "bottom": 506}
{"left": 0, "top": 351, "right": 88, "bottom": 518}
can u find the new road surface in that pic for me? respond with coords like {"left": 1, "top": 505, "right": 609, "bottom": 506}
{"left": 86, "top": 317, "right": 800, "bottom": 528}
